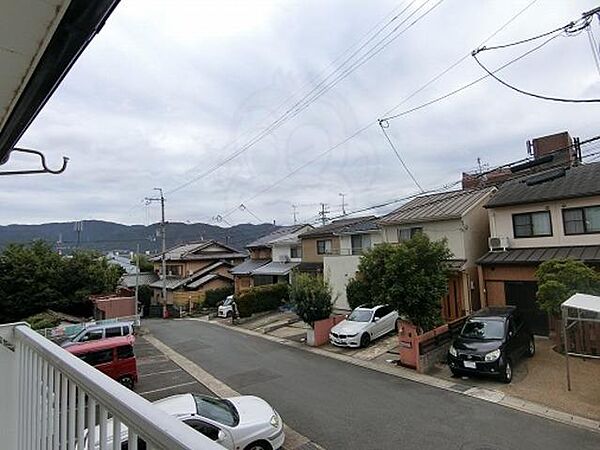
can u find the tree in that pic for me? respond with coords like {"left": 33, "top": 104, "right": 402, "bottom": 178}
{"left": 289, "top": 273, "right": 333, "bottom": 327}
{"left": 346, "top": 277, "right": 370, "bottom": 310}
{"left": 536, "top": 259, "right": 600, "bottom": 316}
{"left": 0, "top": 242, "right": 124, "bottom": 323}
{"left": 131, "top": 254, "right": 154, "bottom": 272}
{"left": 354, "top": 234, "right": 452, "bottom": 331}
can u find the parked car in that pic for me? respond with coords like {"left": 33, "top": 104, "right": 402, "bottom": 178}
{"left": 329, "top": 304, "right": 398, "bottom": 348}
{"left": 447, "top": 306, "right": 535, "bottom": 383}
{"left": 84, "top": 393, "right": 285, "bottom": 450}
{"left": 61, "top": 321, "right": 135, "bottom": 348}
{"left": 217, "top": 295, "right": 235, "bottom": 318}
{"left": 66, "top": 335, "right": 138, "bottom": 389}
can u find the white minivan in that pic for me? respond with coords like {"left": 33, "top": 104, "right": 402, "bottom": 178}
{"left": 61, "top": 322, "right": 134, "bottom": 348}
{"left": 217, "top": 295, "right": 235, "bottom": 318}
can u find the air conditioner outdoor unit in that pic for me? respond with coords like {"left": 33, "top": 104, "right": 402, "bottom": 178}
{"left": 488, "top": 236, "right": 509, "bottom": 252}
{"left": 279, "top": 255, "right": 290, "bottom": 263}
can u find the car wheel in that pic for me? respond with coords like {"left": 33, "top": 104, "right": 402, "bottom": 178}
{"left": 360, "top": 333, "right": 371, "bottom": 348}
{"left": 502, "top": 360, "right": 513, "bottom": 384}
{"left": 244, "top": 440, "right": 272, "bottom": 450}
{"left": 119, "top": 376, "right": 134, "bottom": 390}
{"left": 450, "top": 368, "right": 460, "bottom": 378}
{"left": 226, "top": 311, "right": 232, "bottom": 318}
{"left": 527, "top": 336, "right": 535, "bottom": 357}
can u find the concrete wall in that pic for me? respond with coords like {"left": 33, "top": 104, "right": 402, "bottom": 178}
{"left": 301, "top": 236, "right": 341, "bottom": 263}
{"left": 381, "top": 219, "right": 466, "bottom": 260}
{"left": 324, "top": 255, "right": 361, "bottom": 310}
{"left": 489, "top": 195, "right": 600, "bottom": 248}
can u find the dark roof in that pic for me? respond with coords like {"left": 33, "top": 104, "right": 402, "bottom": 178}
{"left": 152, "top": 240, "right": 245, "bottom": 262}
{"left": 246, "top": 224, "right": 309, "bottom": 248}
{"left": 251, "top": 261, "right": 299, "bottom": 276}
{"left": 119, "top": 272, "right": 159, "bottom": 288}
{"left": 477, "top": 245, "right": 600, "bottom": 266}
{"left": 297, "top": 262, "right": 323, "bottom": 273}
{"left": 485, "top": 162, "right": 600, "bottom": 208}
{"left": 471, "top": 307, "right": 516, "bottom": 319}
{"left": 379, "top": 188, "right": 495, "bottom": 225}
{"left": 230, "top": 259, "right": 270, "bottom": 275}
{"left": 299, "top": 216, "right": 377, "bottom": 238}
{"left": 149, "top": 260, "right": 232, "bottom": 290}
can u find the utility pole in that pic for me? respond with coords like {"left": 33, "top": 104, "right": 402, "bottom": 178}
{"left": 74, "top": 221, "right": 83, "bottom": 248}
{"left": 292, "top": 205, "right": 298, "bottom": 224}
{"left": 338, "top": 193, "right": 346, "bottom": 215}
{"left": 318, "top": 203, "right": 330, "bottom": 226}
{"left": 135, "top": 243, "right": 140, "bottom": 306}
{"left": 146, "top": 188, "right": 167, "bottom": 306}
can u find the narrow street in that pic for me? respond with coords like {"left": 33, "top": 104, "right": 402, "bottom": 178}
{"left": 144, "top": 319, "right": 599, "bottom": 450}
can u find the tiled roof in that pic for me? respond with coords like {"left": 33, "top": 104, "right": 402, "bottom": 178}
{"left": 230, "top": 259, "right": 270, "bottom": 275}
{"left": 149, "top": 260, "right": 232, "bottom": 290}
{"left": 119, "top": 272, "right": 158, "bottom": 288}
{"left": 251, "top": 261, "right": 299, "bottom": 276}
{"left": 151, "top": 240, "right": 246, "bottom": 262}
{"left": 378, "top": 188, "right": 495, "bottom": 225}
{"left": 477, "top": 245, "right": 600, "bottom": 265}
{"left": 299, "top": 216, "right": 377, "bottom": 238}
{"left": 246, "top": 224, "right": 310, "bottom": 248}
{"left": 187, "top": 273, "right": 231, "bottom": 289}
{"left": 486, "top": 162, "right": 600, "bottom": 208}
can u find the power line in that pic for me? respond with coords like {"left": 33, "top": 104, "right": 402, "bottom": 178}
{"left": 214, "top": 1, "right": 541, "bottom": 221}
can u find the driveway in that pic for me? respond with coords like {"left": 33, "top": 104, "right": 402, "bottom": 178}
{"left": 144, "top": 319, "right": 600, "bottom": 450}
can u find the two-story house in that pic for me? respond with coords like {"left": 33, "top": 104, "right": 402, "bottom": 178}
{"left": 149, "top": 240, "right": 246, "bottom": 305}
{"left": 478, "top": 162, "right": 600, "bottom": 336}
{"left": 230, "top": 224, "right": 313, "bottom": 293}
{"left": 321, "top": 217, "right": 383, "bottom": 310}
{"left": 378, "top": 188, "right": 496, "bottom": 321}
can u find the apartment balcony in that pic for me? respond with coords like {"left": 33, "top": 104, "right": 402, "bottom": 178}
{"left": 0, "top": 322, "right": 224, "bottom": 450}
{"left": 325, "top": 247, "right": 370, "bottom": 256}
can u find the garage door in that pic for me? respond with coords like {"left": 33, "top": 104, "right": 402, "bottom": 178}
{"left": 505, "top": 281, "right": 549, "bottom": 336}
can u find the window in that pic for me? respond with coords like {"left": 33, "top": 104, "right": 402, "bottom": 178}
{"left": 397, "top": 227, "right": 422, "bottom": 242}
{"left": 316, "top": 239, "right": 332, "bottom": 255}
{"left": 347, "top": 309, "right": 372, "bottom": 322}
{"left": 105, "top": 326, "right": 122, "bottom": 338}
{"left": 117, "top": 345, "right": 134, "bottom": 359}
{"left": 122, "top": 325, "right": 130, "bottom": 335}
{"left": 563, "top": 206, "right": 600, "bottom": 235}
{"left": 290, "top": 245, "right": 301, "bottom": 258}
{"left": 80, "top": 329, "right": 103, "bottom": 342}
{"left": 460, "top": 319, "right": 505, "bottom": 340}
{"left": 183, "top": 419, "right": 220, "bottom": 441}
{"left": 254, "top": 275, "right": 276, "bottom": 286}
{"left": 512, "top": 211, "right": 552, "bottom": 238}
{"left": 79, "top": 349, "right": 113, "bottom": 366}
{"left": 193, "top": 394, "right": 239, "bottom": 426}
{"left": 351, "top": 234, "right": 371, "bottom": 255}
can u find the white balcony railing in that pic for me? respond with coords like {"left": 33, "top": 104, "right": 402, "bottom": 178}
{"left": 0, "top": 322, "right": 224, "bottom": 450}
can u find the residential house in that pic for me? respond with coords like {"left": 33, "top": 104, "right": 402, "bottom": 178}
{"left": 378, "top": 188, "right": 496, "bottom": 321}
{"left": 478, "top": 161, "right": 600, "bottom": 336}
{"left": 231, "top": 224, "right": 312, "bottom": 293}
{"left": 321, "top": 217, "right": 383, "bottom": 310}
{"left": 150, "top": 240, "right": 246, "bottom": 305}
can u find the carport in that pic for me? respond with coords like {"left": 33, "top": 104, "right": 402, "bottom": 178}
{"left": 561, "top": 293, "right": 600, "bottom": 391}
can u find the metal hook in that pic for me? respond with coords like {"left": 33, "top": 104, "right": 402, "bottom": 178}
{"left": 0, "top": 147, "right": 69, "bottom": 176}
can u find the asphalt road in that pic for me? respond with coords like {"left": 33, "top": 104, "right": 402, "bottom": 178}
{"left": 144, "top": 319, "right": 600, "bottom": 450}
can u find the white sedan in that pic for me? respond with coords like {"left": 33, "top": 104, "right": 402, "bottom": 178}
{"left": 86, "top": 393, "right": 284, "bottom": 450}
{"left": 329, "top": 305, "right": 398, "bottom": 348}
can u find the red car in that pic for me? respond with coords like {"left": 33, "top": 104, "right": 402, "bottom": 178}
{"left": 66, "top": 336, "right": 138, "bottom": 389}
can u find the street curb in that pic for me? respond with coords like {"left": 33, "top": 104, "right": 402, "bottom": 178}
{"left": 144, "top": 334, "right": 326, "bottom": 450}
{"left": 187, "top": 317, "right": 600, "bottom": 435}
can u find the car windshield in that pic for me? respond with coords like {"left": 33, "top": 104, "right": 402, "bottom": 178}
{"left": 222, "top": 298, "right": 232, "bottom": 306}
{"left": 461, "top": 319, "right": 505, "bottom": 340}
{"left": 347, "top": 309, "right": 372, "bottom": 322}
{"left": 193, "top": 394, "right": 239, "bottom": 427}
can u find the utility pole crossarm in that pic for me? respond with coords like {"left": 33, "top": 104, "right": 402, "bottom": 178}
{"left": 145, "top": 188, "right": 167, "bottom": 306}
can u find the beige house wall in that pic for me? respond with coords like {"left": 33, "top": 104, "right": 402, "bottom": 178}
{"left": 489, "top": 195, "right": 600, "bottom": 248}
{"left": 301, "top": 236, "right": 341, "bottom": 263}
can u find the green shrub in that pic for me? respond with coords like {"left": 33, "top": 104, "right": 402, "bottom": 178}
{"left": 289, "top": 273, "right": 333, "bottom": 327}
{"left": 236, "top": 283, "right": 289, "bottom": 318}
{"left": 346, "top": 277, "right": 371, "bottom": 310}
{"left": 25, "top": 312, "right": 61, "bottom": 330}
{"left": 204, "top": 287, "right": 234, "bottom": 308}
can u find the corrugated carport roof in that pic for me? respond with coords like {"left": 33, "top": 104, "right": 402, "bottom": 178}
{"left": 478, "top": 245, "right": 600, "bottom": 265}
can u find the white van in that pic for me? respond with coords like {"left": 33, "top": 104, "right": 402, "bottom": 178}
{"left": 61, "top": 322, "right": 134, "bottom": 348}
{"left": 217, "top": 296, "right": 235, "bottom": 318}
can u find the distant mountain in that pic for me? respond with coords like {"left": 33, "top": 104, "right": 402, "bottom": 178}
{"left": 0, "top": 220, "right": 279, "bottom": 254}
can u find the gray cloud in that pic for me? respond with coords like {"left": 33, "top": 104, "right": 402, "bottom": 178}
{"left": 3, "top": 0, "right": 600, "bottom": 227}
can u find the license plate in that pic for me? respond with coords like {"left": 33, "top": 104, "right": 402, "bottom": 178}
{"left": 463, "top": 361, "right": 476, "bottom": 369}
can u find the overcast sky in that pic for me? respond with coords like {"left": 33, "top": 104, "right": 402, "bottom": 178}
{"left": 2, "top": 0, "right": 600, "bottom": 226}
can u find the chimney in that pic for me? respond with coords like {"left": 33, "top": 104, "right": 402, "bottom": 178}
{"left": 529, "top": 131, "right": 573, "bottom": 164}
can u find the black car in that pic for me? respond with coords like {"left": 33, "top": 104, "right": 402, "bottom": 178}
{"left": 447, "top": 306, "right": 535, "bottom": 383}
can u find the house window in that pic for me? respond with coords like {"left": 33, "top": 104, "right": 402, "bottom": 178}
{"left": 290, "top": 246, "right": 301, "bottom": 258}
{"left": 397, "top": 227, "right": 422, "bottom": 242}
{"left": 512, "top": 211, "right": 552, "bottom": 238}
{"left": 563, "top": 206, "right": 600, "bottom": 235}
{"left": 317, "top": 239, "right": 332, "bottom": 255}
{"left": 254, "top": 275, "right": 276, "bottom": 286}
{"left": 351, "top": 234, "right": 371, "bottom": 255}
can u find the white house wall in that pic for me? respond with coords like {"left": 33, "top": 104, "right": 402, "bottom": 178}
{"left": 271, "top": 244, "right": 301, "bottom": 262}
{"left": 324, "top": 255, "right": 361, "bottom": 311}
{"left": 489, "top": 194, "right": 600, "bottom": 249}
{"left": 339, "top": 230, "right": 383, "bottom": 254}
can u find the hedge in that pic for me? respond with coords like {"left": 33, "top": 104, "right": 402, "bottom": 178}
{"left": 236, "top": 283, "right": 289, "bottom": 318}
{"left": 204, "top": 286, "right": 234, "bottom": 308}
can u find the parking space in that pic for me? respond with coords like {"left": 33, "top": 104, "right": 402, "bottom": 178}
{"left": 134, "top": 335, "right": 212, "bottom": 402}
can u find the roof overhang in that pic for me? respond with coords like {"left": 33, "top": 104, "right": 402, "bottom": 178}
{"left": 0, "top": 0, "right": 120, "bottom": 166}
